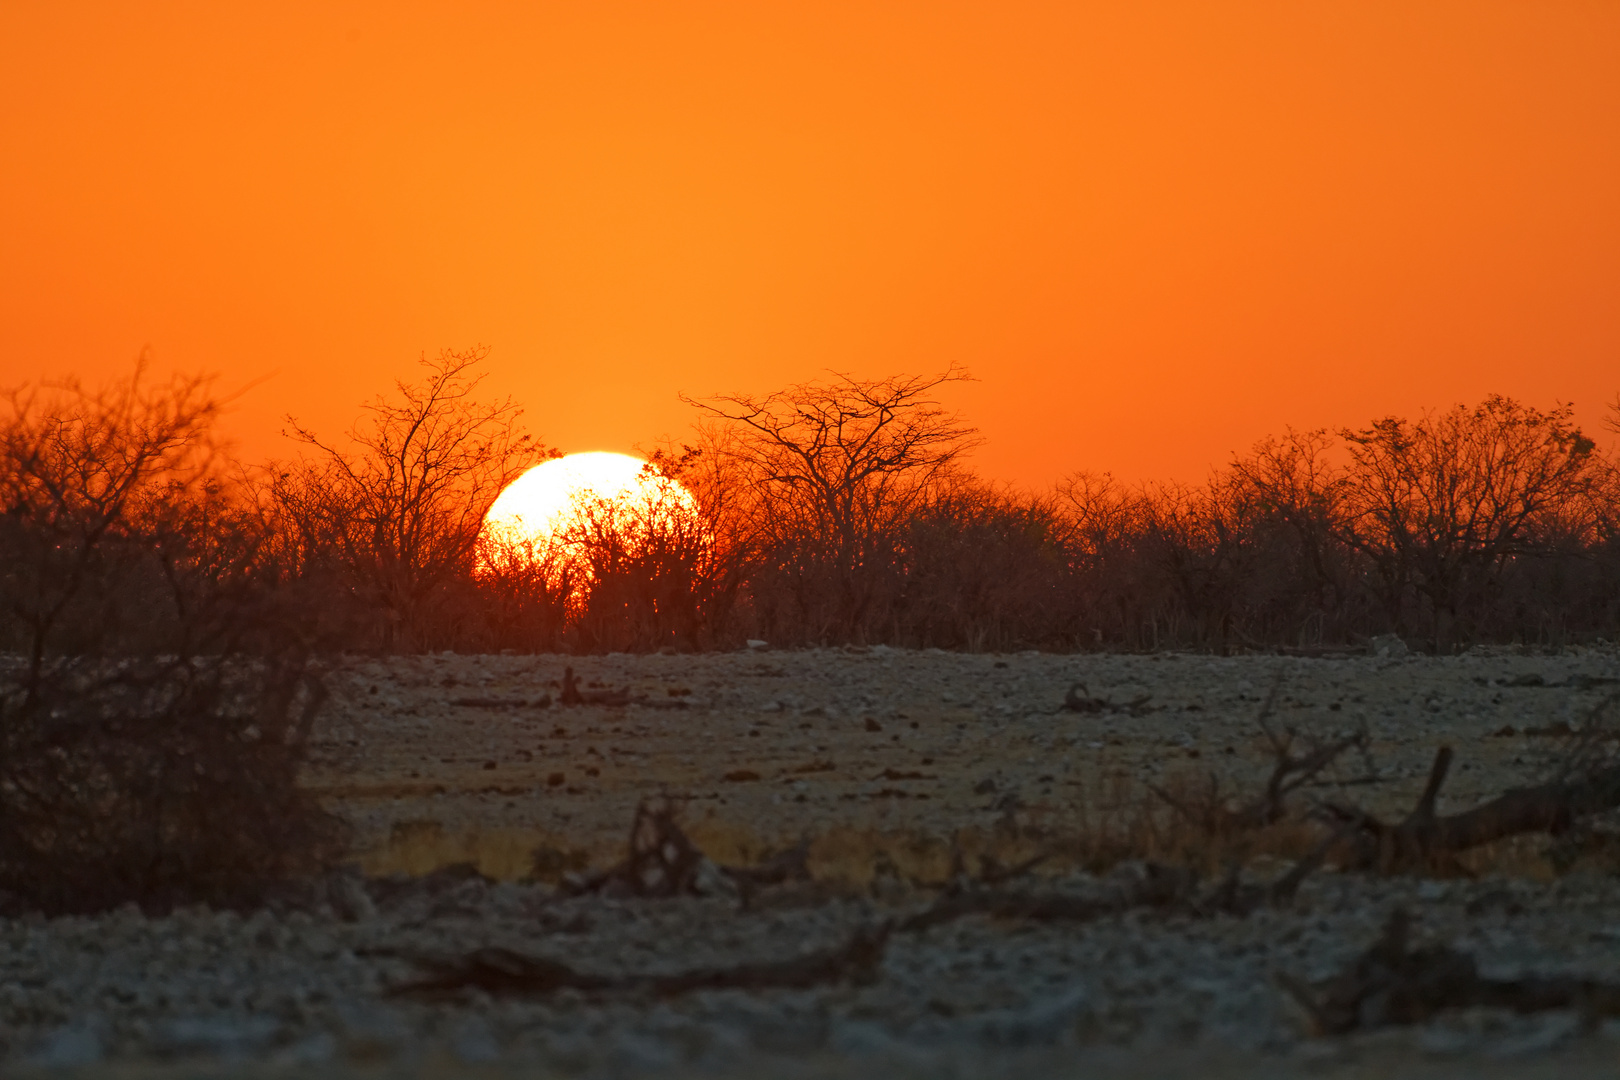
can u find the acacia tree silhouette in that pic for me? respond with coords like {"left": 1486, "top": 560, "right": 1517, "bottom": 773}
{"left": 1229, "top": 429, "right": 1352, "bottom": 637}
{"left": 685, "top": 368, "right": 978, "bottom": 643}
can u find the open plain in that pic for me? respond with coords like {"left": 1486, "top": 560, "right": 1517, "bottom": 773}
{"left": 9, "top": 645, "right": 1620, "bottom": 1077}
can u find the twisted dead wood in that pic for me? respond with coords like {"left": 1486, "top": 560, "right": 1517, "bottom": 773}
{"left": 1323, "top": 746, "right": 1620, "bottom": 874}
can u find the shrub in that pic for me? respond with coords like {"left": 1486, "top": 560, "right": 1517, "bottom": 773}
{"left": 0, "top": 656, "right": 343, "bottom": 915}
{"left": 0, "top": 364, "right": 342, "bottom": 913}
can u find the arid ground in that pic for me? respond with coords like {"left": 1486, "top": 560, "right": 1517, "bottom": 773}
{"left": 10, "top": 646, "right": 1620, "bottom": 1077}
{"left": 313, "top": 644, "right": 1618, "bottom": 883}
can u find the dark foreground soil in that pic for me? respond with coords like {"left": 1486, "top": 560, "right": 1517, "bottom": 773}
{"left": 8, "top": 646, "right": 1620, "bottom": 1077}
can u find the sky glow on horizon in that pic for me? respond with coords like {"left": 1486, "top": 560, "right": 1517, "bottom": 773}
{"left": 2, "top": 2, "right": 1617, "bottom": 487}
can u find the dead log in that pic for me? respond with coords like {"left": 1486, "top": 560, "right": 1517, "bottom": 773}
{"left": 1323, "top": 747, "right": 1620, "bottom": 874}
{"left": 389, "top": 922, "right": 891, "bottom": 999}
{"left": 1281, "top": 908, "right": 1620, "bottom": 1035}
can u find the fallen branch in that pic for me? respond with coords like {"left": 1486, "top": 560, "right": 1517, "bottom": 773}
{"left": 1281, "top": 908, "right": 1620, "bottom": 1035}
{"left": 1323, "top": 741, "right": 1620, "bottom": 875}
{"left": 389, "top": 922, "right": 891, "bottom": 999}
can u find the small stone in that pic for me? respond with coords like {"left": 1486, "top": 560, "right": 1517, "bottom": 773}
{"left": 1368, "top": 634, "right": 1409, "bottom": 658}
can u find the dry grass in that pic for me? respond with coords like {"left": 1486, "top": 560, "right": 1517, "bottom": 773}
{"left": 350, "top": 769, "right": 1349, "bottom": 895}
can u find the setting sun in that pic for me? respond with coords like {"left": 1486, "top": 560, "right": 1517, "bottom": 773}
{"left": 479, "top": 451, "right": 701, "bottom": 565}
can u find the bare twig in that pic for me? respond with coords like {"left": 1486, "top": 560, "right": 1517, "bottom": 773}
{"left": 1154, "top": 673, "right": 1367, "bottom": 835}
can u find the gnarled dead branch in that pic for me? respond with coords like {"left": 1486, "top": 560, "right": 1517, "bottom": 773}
{"left": 1323, "top": 745, "right": 1620, "bottom": 874}
{"left": 1154, "top": 675, "right": 1369, "bottom": 835}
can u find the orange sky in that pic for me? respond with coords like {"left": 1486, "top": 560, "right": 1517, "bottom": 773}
{"left": 3, "top": 2, "right": 1617, "bottom": 487}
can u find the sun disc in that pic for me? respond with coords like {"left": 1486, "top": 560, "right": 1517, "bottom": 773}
{"left": 480, "top": 451, "right": 699, "bottom": 563}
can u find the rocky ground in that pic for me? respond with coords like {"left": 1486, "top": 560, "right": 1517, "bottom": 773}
{"left": 8, "top": 645, "right": 1620, "bottom": 1077}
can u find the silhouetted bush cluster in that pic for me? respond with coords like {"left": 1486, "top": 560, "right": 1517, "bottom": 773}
{"left": 10, "top": 357, "right": 1616, "bottom": 666}
{"left": 677, "top": 377, "right": 1620, "bottom": 654}
{"left": 0, "top": 657, "right": 342, "bottom": 915}
{"left": 0, "top": 366, "right": 342, "bottom": 914}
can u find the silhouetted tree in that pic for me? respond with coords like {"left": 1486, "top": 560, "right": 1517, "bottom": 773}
{"left": 893, "top": 479, "right": 1072, "bottom": 650}
{"left": 0, "top": 361, "right": 223, "bottom": 682}
{"left": 1230, "top": 429, "right": 1346, "bottom": 615}
{"left": 685, "top": 368, "right": 978, "bottom": 643}
{"left": 273, "top": 347, "right": 552, "bottom": 650}
{"left": 1336, "top": 396, "right": 1598, "bottom": 650}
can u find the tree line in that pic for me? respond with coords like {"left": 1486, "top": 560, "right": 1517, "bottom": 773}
{"left": 3, "top": 351, "right": 1617, "bottom": 665}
